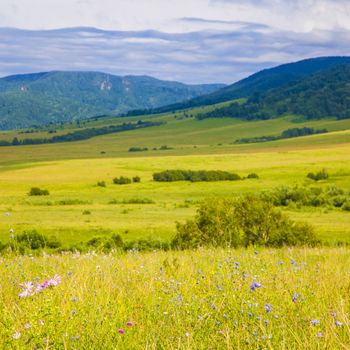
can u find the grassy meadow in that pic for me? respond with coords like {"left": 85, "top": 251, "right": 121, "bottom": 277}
{"left": 1, "top": 248, "right": 350, "bottom": 349}
{"left": 0, "top": 109, "right": 350, "bottom": 348}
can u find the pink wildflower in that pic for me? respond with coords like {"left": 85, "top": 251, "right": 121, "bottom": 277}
{"left": 19, "top": 281, "right": 34, "bottom": 298}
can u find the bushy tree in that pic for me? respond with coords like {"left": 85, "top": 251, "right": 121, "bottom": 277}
{"left": 172, "top": 196, "right": 317, "bottom": 249}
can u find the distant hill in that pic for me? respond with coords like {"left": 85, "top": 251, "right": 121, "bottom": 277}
{"left": 127, "top": 56, "right": 350, "bottom": 116}
{"left": 0, "top": 71, "right": 224, "bottom": 130}
{"left": 197, "top": 63, "right": 350, "bottom": 121}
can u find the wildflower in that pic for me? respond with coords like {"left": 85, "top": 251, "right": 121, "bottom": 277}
{"left": 250, "top": 282, "right": 261, "bottom": 291}
{"left": 185, "top": 332, "right": 190, "bottom": 337}
{"left": 19, "top": 281, "right": 34, "bottom": 298}
{"left": 47, "top": 274, "right": 61, "bottom": 287}
{"left": 315, "top": 332, "right": 323, "bottom": 338}
{"left": 68, "top": 271, "right": 73, "bottom": 275}
{"left": 24, "top": 323, "right": 30, "bottom": 330}
{"left": 118, "top": 329, "right": 125, "bottom": 334}
{"left": 311, "top": 319, "right": 319, "bottom": 326}
{"left": 126, "top": 322, "right": 133, "bottom": 326}
{"left": 331, "top": 313, "right": 337, "bottom": 318}
{"left": 335, "top": 321, "right": 342, "bottom": 327}
{"left": 12, "top": 332, "right": 21, "bottom": 339}
{"left": 292, "top": 292, "right": 299, "bottom": 302}
{"left": 265, "top": 304, "right": 272, "bottom": 313}
{"left": 39, "top": 320, "right": 44, "bottom": 326}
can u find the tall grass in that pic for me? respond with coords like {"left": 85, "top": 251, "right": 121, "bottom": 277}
{"left": 1, "top": 247, "right": 349, "bottom": 349}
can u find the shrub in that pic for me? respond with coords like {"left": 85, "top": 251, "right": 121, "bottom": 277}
{"left": 28, "top": 187, "right": 49, "bottom": 196}
{"left": 247, "top": 173, "right": 259, "bottom": 179}
{"left": 133, "top": 176, "right": 141, "bottom": 183}
{"left": 14, "top": 230, "right": 61, "bottom": 250}
{"left": 153, "top": 170, "right": 241, "bottom": 182}
{"left": 97, "top": 181, "right": 106, "bottom": 187}
{"left": 82, "top": 210, "right": 91, "bottom": 215}
{"left": 172, "top": 196, "right": 317, "bottom": 249}
{"left": 128, "top": 147, "right": 148, "bottom": 152}
{"left": 86, "top": 235, "right": 124, "bottom": 252}
{"left": 307, "top": 169, "right": 329, "bottom": 181}
{"left": 113, "top": 176, "right": 132, "bottom": 185}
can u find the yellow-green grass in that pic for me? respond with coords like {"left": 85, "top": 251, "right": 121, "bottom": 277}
{"left": 1, "top": 247, "right": 349, "bottom": 348}
{"left": 0, "top": 120, "right": 350, "bottom": 168}
{"left": 0, "top": 141, "right": 349, "bottom": 245}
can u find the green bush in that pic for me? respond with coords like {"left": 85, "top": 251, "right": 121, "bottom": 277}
{"left": 172, "top": 196, "right": 317, "bottom": 249}
{"left": 307, "top": 169, "right": 329, "bottom": 181}
{"left": 97, "top": 181, "right": 106, "bottom": 187}
{"left": 153, "top": 170, "right": 241, "bottom": 182}
{"left": 28, "top": 187, "right": 49, "bottom": 196}
{"left": 247, "top": 173, "right": 259, "bottom": 179}
{"left": 133, "top": 176, "right": 141, "bottom": 183}
{"left": 14, "top": 230, "right": 61, "bottom": 250}
{"left": 113, "top": 176, "right": 132, "bottom": 185}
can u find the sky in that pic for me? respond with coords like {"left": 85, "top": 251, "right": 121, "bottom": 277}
{"left": 1, "top": 0, "right": 350, "bottom": 83}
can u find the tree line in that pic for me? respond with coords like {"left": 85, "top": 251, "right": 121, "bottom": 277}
{"left": 0, "top": 121, "right": 164, "bottom": 147}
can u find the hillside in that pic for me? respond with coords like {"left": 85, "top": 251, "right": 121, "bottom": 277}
{"left": 0, "top": 71, "right": 224, "bottom": 130}
{"left": 127, "top": 56, "right": 350, "bottom": 116}
{"left": 197, "top": 63, "right": 350, "bottom": 121}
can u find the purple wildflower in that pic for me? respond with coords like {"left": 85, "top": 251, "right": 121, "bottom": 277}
{"left": 126, "top": 322, "right": 133, "bottom": 326}
{"left": 250, "top": 282, "right": 261, "bottom": 291}
{"left": 265, "top": 304, "right": 272, "bottom": 313}
{"left": 335, "top": 321, "right": 342, "bottom": 327}
{"left": 311, "top": 319, "right": 319, "bottom": 326}
{"left": 292, "top": 292, "right": 299, "bottom": 302}
{"left": 118, "top": 329, "right": 125, "bottom": 334}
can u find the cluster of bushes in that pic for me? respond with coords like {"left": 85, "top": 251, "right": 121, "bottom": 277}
{"left": 113, "top": 176, "right": 141, "bottom": 185}
{"left": 1, "top": 230, "right": 61, "bottom": 254}
{"left": 153, "top": 170, "right": 241, "bottom": 182}
{"left": 108, "top": 198, "right": 154, "bottom": 204}
{"left": 28, "top": 187, "right": 49, "bottom": 196}
{"left": 262, "top": 185, "right": 350, "bottom": 210}
{"left": 234, "top": 127, "right": 328, "bottom": 144}
{"left": 307, "top": 169, "right": 329, "bottom": 181}
{"left": 0, "top": 121, "right": 163, "bottom": 147}
{"left": 172, "top": 195, "right": 317, "bottom": 249}
{"left": 128, "top": 147, "right": 148, "bottom": 152}
{"left": 0, "top": 231, "right": 168, "bottom": 255}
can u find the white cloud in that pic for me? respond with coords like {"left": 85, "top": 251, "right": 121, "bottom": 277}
{"left": 1, "top": 0, "right": 349, "bottom": 33}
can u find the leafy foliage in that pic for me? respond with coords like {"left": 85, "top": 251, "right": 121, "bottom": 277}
{"left": 28, "top": 187, "right": 49, "bottom": 196}
{"left": 172, "top": 196, "right": 317, "bottom": 249}
{"left": 307, "top": 169, "right": 329, "bottom": 181}
{"left": 153, "top": 170, "right": 241, "bottom": 182}
{"left": 113, "top": 176, "right": 132, "bottom": 185}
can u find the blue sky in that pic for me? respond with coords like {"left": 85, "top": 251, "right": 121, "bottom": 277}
{"left": 1, "top": 0, "right": 350, "bottom": 83}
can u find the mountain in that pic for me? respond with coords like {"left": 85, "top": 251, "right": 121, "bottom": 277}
{"left": 197, "top": 63, "right": 350, "bottom": 121}
{"left": 0, "top": 71, "right": 224, "bottom": 130}
{"left": 127, "top": 56, "right": 350, "bottom": 116}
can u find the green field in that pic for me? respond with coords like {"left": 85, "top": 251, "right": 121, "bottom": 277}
{"left": 0, "top": 112, "right": 349, "bottom": 246}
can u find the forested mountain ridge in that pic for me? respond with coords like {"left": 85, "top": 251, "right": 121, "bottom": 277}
{"left": 126, "top": 56, "right": 350, "bottom": 116}
{"left": 197, "top": 63, "right": 350, "bottom": 121}
{"left": 0, "top": 71, "right": 224, "bottom": 130}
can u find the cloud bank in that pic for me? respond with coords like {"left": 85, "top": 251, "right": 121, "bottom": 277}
{"left": 1, "top": 26, "right": 350, "bottom": 84}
